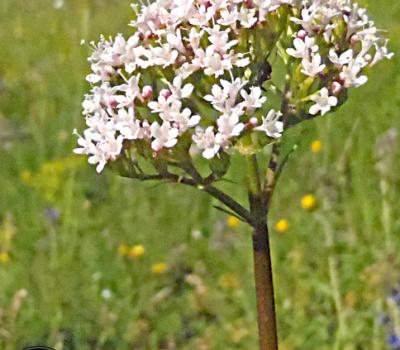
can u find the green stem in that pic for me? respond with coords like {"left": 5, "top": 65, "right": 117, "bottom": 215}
{"left": 316, "top": 213, "right": 347, "bottom": 349}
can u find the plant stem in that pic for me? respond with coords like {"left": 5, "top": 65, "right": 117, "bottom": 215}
{"left": 252, "top": 217, "right": 279, "bottom": 350}
{"left": 247, "top": 155, "right": 278, "bottom": 350}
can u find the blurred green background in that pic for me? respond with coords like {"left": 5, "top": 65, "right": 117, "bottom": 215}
{"left": 0, "top": 0, "right": 399, "bottom": 349}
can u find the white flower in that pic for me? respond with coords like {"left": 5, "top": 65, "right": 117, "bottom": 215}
{"left": 150, "top": 122, "right": 179, "bottom": 151}
{"left": 370, "top": 41, "right": 394, "bottom": 66}
{"left": 167, "top": 76, "right": 194, "bottom": 99}
{"left": 203, "top": 51, "right": 232, "bottom": 77}
{"left": 204, "top": 84, "right": 227, "bottom": 112}
{"left": 167, "top": 29, "right": 186, "bottom": 53}
{"left": 192, "top": 126, "right": 223, "bottom": 159}
{"left": 148, "top": 93, "right": 182, "bottom": 121}
{"left": 238, "top": 8, "right": 258, "bottom": 28}
{"left": 101, "top": 289, "right": 113, "bottom": 300}
{"left": 287, "top": 36, "right": 318, "bottom": 59}
{"left": 301, "top": 54, "right": 326, "bottom": 76}
{"left": 117, "top": 73, "right": 141, "bottom": 107}
{"left": 217, "top": 111, "right": 245, "bottom": 138}
{"left": 220, "top": 78, "right": 247, "bottom": 109}
{"left": 290, "top": 8, "right": 317, "bottom": 34}
{"left": 206, "top": 25, "right": 238, "bottom": 54}
{"left": 309, "top": 88, "right": 338, "bottom": 116}
{"left": 54, "top": 0, "right": 64, "bottom": 9}
{"left": 328, "top": 49, "right": 353, "bottom": 66}
{"left": 339, "top": 61, "right": 368, "bottom": 87}
{"left": 240, "top": 86, "right": 267, "bottom": 112}
{"left": 255, "top": 110, "right": 283, "bottom": 139}
{"left": 152, "top": 44, "right": 179, "bottom": 67}
{"left": 205, "top": 78, "right": 247, "bottom": 113}
{"left": 218, "top": 7, "right": 239, "bottom": 27}
{"left": 171, "top": 108, "right": 201, "bottom": 133}
{"left": 116, "top": 108, "right": 142, "bottom": 140}
{"left": 73, "top": 129, "right": 96, "bottom": 156}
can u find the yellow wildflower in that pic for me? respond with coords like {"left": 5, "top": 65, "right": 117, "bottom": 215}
{"left": 310, "top": 140, "right": 323, "bottom": 153}
{"left": 345, "top": 291, "right": 358, "bottom": 309}
{"left": 218, "top": 273, "right": 239, "bottom": 290}
{"left": 275, "top": 219, "right": 289, "bottom": 233}
{"left": 301, "top": 194, "right": 317, "bottom": 210}
{"left": 129, "top": 245, "right": 145, "bottom": 258}
{"left": 0, "top": 252, "right": 10, "bottom": 264}
{"left": 117, "top": 244, "right": 130, "bottom": 257}
{"left": 20, "top": 170, "right": 33, "bottom": 185}
{"left": 227, "top": 215, "right": 240, "bottom": 228}
{"left": 152, "top": 263, "right": 168, "bottom": 274}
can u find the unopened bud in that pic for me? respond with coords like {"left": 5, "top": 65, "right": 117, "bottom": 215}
{"left": 350, "top": 34, "right": 359, "bottom": 47}
{"left": 249, "top": 117, "right": 258, "bottom": 126}
{"left": 160, "top": 89, "right": 172, "bottom": 99}
{"left": 297, "top": 30, "right": 307, "bottom": 40}
{"left": 244, "top": 0, "right": 255, "bottom": 8}
{"left": 141, "top": 85, "right": 153, "bottom": 100}
{"left": 331, "top": 81, "right": 342, "bottom": 95}
{"left": 364, "top": 54, "right": 372, "bottom": 62}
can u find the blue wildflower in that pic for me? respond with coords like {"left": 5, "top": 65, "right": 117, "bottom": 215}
{"left": 388, "top": 334, "right": 400, "bottom": 349}
{"left": 43, "top": 208, "right": 60, "bottom": 224}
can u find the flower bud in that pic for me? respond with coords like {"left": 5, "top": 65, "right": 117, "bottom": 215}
{"left": 297, "top": 30, "right": 307, "bottom": 40}
{"left": 331, "top": 81, "right": 342, "bottom": 95}
{"left": 247, "top": 117, "right": 259, "bottom": 129}
{"left": 141, "top": 85, "right": 153, "bottom": 101}
{"left": 244, "top": 0, "right": 255, "bottom": 8}
{"left": 350, "top": 34, "right": 359, "bottom": 47}
{"left": 160, "top": 89, "right": 172, "bottom": 99}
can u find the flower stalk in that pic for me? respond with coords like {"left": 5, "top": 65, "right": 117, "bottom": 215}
{"left": 247, "top": 154, "right": 279, "bottom": 350}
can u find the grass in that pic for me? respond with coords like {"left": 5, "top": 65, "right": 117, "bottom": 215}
{"left": 0, "top": 0, "right": 399, "bottom": 349}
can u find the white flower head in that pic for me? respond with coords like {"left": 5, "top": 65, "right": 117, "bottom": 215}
{"left": 309, "top": 88, "right": 338, "bottom": 116}
{"left": 150, "top": 122, "right": 179, "bottom": 151}
{"left": 240, "top": 86, "right": 267, "bottom": 113}
{"left": 192, "top": 126, "right": 222, "bottom": 159}
{"left": 287, "top": 36, "right": 318, "bottom": 60}
{"left": 255, "top": 110, "right": 284, "bottom": 139}
{"left": 301, "top": 54, "right": 326, "bottom": 77}
{"left": 75, "top": 0, "right": 392, "bottom": 171}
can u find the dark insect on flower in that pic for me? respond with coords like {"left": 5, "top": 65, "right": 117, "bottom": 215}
{"left": 254, "top": 61, "right": 272, "bottom": 90}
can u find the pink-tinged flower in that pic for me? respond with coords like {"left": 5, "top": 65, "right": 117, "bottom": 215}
{"left": 150, "top": 122, "right": 179, "bottom": 151}
{"left": 152, "top": 44, "right": 179, "bottom": 67}
{"left": 206, "top": 25, "right": 238, "bottom": 54}
{"left": 255, "top": 110, "right": 283, "bottom": 139}
{"left": 117, "top": 73, "right": 141, "bottom": 107}
{"left": 309, "top": 88, "right": 338, "bottom": 116}
{"left": 167, "top": 29, "right": 186, "bottom": 53}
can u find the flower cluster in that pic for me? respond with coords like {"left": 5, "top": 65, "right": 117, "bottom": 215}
{"left": 74, "top": 0, "right": 392, "bottom": 173}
